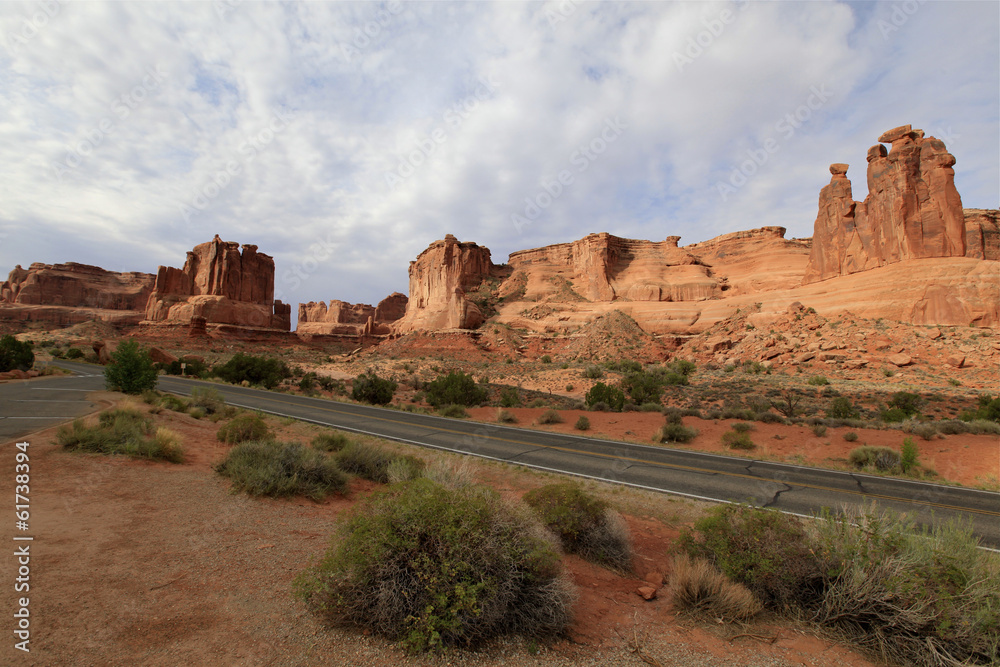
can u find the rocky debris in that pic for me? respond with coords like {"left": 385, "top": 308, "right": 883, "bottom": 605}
{"left": 636, "top": 586, "right": 657, "bottom": 601}
{"left": 804, "top": 126, "right": 986, "bottom": 284}
{"left": 886, "top": 353, "right": 913, "bottom": 367}
{"left": 392, "top": 235, "right": 494, "bottom": 333}
{"left": 945, "top": 353, "right": 966, "bottom": 368}
{"left": 144, "top": 236, "right": 289, "bottom": 331}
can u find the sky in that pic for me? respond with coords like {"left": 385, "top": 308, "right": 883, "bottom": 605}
{"left": 1, "top": 0, "right": 997, "bottom": 322}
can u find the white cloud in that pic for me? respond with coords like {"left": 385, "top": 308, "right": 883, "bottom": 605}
{"left": 0, "top": 0, "right": 996, "bottom": 322}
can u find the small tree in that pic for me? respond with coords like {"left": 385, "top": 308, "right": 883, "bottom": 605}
{"left": 423, "top": 371, "right": 488, "bottom": 407}
{"left": 104, "top": 339, "right": 158, "bottom": 394}
{"left": 0, "top": 335, "right": 33, "bottom": 372}
{"left": 351, "top": 370, "right": 397, "bottom": 405}
{"left": 585, "top": 382, "right": 625, "bottom": 411}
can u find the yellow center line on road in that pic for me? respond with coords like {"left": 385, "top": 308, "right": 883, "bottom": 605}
{"left": 168, "top": 381, "right": 1000, "bottom": 519}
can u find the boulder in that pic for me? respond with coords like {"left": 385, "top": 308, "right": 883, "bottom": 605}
{"left": 945, "top": 353, "right": 965, "bottom": 368}
{"left": 636, "top": 586, "right": 658, "bottom": 601}
{"left": 886, "top": 352, "right": 913, "bottom": 367}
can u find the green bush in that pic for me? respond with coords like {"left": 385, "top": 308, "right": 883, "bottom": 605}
{"left": 722, "top": 431, "right": 755, "bottom": 451}
{"left": 938, "top": 420, "right": 969, "bottom": 435}
{"left": 214, "top": 440, "right": 348, "bottom": 500}
{"left": 811, "top": 424, "right": 827, "bottom": 437}
{"left": 103, "top": 339, "right": 158, "bottom": 394}
{"left": 908, "top": 422, "right": 938, "bottom": 441}
{"left": 56, "top": 408, "right": 183, "bottom": 462}
{"left": 848, "top": 446, "right": 900, "bottom": 471}
{"left": 574, "top": 416, "right": 590, "bottom": 431}
{"left": 524, "top": 482, "right": 633, "bottom": 571}
{"left": 160, "top": 394, "right": 189, "bottom": 413}
{"left": 335, "top": 442, "right": 396, "bottom": 483}
{"left": 351, "top": 370, "right": 397, "bottom": 405}
{"left": 678, "top": 505, "right": 825, "bottom": 610}
{"left": 423, "top": 371, "right": 487, "bottom": 407}
{"left": 581, "top": 364, "right": 604, "bottom": 379}
{"left": 622, "top": 371, "right": 665, "bottom": 404}
{"left": 437, "top": 404, "right": 469, "bottom": 418}
{"left": 826, "top": 396, "right": 860, "bottom": 420}
{"left": 880, "top": 407, "right": 909, "bottom": 423}
{"left": 161, "top": 356, "right": 209, "bottom": 378}
{"left": 213, "top": 353, "right": 291, "bottom": 389}
{"left": 807, "top": 375, "right": 829, "bottom": 386}
{"left": 190, "top": 387, "right": 227, "bottom": 416}
{"left": 496, "top": 409, "right": 518, "bottom": 424}
{"left": 540, "top": 354, "right": 552, "bottom": 364}
{"left": 887, "top": 391, "right": 923, "bottom": 417}
{"left": 65, "top": 347, "right": 84, "bottom": 360}
{"left": 538, "top": 409, "right": 563, "bottom": 424}
{"left": 498, "top": 386, "right": 521, "bottom": 408}
{"left": 731, "top": 422, "right": 755, "bottom": 433}
{"left": 756, "top": 411, "right": 785, "bottom": 424}
{"left": 312, "top": 431, "right": 352, "bottom": 452}
{"left": 960, "top": 394, "right": 1000, "bottom": 423}
{"left": 216, "top": 413, "right": 271, "bottom": 444}
{"left": 584, "top": 382, "right": 625, "bottom": 412}
{"left": 655, "top": 422, "right": 698, "bottom": 444}
{"left": 843, "top": 431, "right": 859, "bottom": 442}
{"left": 294, "top": 479, "right": 575, "bottom": 652}
{"left": 900, "top": 436, "right": 919, "bottom": 473}
{"left": 0, "top": 335, "right": 33, "bottom": 372}
{"left": 667, "top": 358, "right": 697, "bottom": 378}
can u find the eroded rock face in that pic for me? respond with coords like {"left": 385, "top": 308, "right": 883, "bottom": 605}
{"left": 374, "top": 292, "right": 408, "bottom": 322}
{"left": 1, "top": 262, "right": 154, "bottom": 309}
{"left": 144, "top": 236, "right": 289, "bottom": 330}
{"left": 392, "top": 235, "right": 493, "bottom": 333}
{"left": 964, "top": 209, "right": 1000, "bottom": 261}
{"left": 804, "top": 125, "right": 979, "bottom": 284}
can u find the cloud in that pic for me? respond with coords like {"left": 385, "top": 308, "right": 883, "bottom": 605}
{"left": 0, "top": 0, "right": 996, "bottom": 323}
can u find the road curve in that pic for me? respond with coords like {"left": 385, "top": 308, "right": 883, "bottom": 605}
{"left": 50, "top": 360, "right": 1000, "bottom": 547}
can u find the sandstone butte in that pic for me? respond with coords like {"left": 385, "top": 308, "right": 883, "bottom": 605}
{"left": 390, "top": 126, "right": 998, "bottom": 336}
{"left": 143, "top": 235, "right": 291, "bottom": 331}
{"left": 297, "top": 293, "right": 408, "bottom": 338}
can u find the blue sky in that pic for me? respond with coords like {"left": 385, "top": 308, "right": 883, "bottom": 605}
{"left": 1, "top": 1, "right": 997, "bottom": 318}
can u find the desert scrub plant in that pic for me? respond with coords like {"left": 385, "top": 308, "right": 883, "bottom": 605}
{"left": 436, "top": 403, "right": 468, "bottom": 418}
{"left": 677, "top": 504, "right": 826, "bottom": 610}
{"left": 351, "top": 370, "right": 397, "bottom": 405}
{"left": 214, "top": 440, "right": 348, "bottom": 500}
{"left": 212, "top": 352, "right": 291, "bottom": 389}
{"left": 386, "top": 455, "right": 425, "bottom": 484}
{"left": 537, "top": 409, "right": 564, "bottom": 424}
{"left": 848, "top": 446, "right": 900, "bottom": 471}
{"left": 498, "top": 386, "right": 521, "bottom": 408}
{"left": 900, "top": 436, "right": 919, "bottom": 473}
{"left": 655, "top": 422, "right": 698, "bottom": 444}
{"left": 189, "top": 386, "right": 228, "bottom": 416}
{"left": 843, "top": 431, "right": 859, "bottom": 442}
{"left": 216, "top": 413, "right": 271, "bottom": 444}
{"left": 56, "top": 407, "right": 184, "bottom": 462}
{"left": 523, "top": 482, "right": 633, "bottom": 571}
{"left": 721, "top": 430, "right": 755, "bottom": 451}
{"left": 335, "top": 442, "right": 396, "bottom": 483}
{"left": 731, "top": 422, "right": 755, "bottom": 433}
{"left": 294, "top": 479, "right": 576, "bottom": 652}
{"left": 807, "top": 375, "right": 829, "bottom": 386}
{"left": 496, "top": 409, "right": 518, "bottom": 424}
{"left": 103, "top": 339, "right": 158, "bottom": 394}
{"left": 668, "top": 554, "right": 762, "bottom": 621}
{"left": 826, "top": 396, "right": 860, "bottom": 420}
{"left": 584, "top": 382, "right": 625, "bottom": 412}
{"left": 423, "top": 371, "right": 487, "bottom": 407}
{"left": 811, "top": 423, "right": 828, "bottom": 437}
{"left": 581, "top": 364, "right": 604, "bottom": 379}
{"left": 906, "top": 421, "right": 938, "bottom": 441}
{"left": 0, "top": 334, "right": 34, "bottom": 372}
{"left": 574, "top": 416, "right": 590, "bottom": 431}
{"left": 159, "top": 393, "right": 189, "bottom": 413}
{"left": 311, "top": 431, "right": 351, "bottom": 452}
{"left": 812, "top": 507, "right": 1000, "bottom": 667}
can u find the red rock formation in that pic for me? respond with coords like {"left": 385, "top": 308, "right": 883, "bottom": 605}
{"left": 804, "top": 125, "right": 976, "bottom": 284}
{"left": 375, "top": 292, "right": 408, "bottom": 322}
{"left": 964, "top": 209, "right": 1000, "bottom": 261}
{"left": 1, "top": 262, "right": 154, "bottom": 309}
{"left": 144, "top": 236, "right": 289, "bottom": 331}
{"left": 392, "top": 235, "right": 493, "bottom": 333}
{"left": 296, "top": 293, "right": 407, "bottom": 337}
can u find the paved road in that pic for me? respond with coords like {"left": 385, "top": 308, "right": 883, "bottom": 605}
{"left": 0, "top": 367, "right": 103, "bottom": 441}
{"left": 37, "top": 360, "right": 1000, "bottom": 547}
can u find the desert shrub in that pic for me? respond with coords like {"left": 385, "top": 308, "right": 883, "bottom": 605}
{"left": 807, "top": 375, "right": 829, "bottom": 386}
{"left": 213, "top": 352, "right": 291, "bottom": 389}
{"left": 574, "top": 416, "right": 590, "bottom": 431}
{"left": 662, "top": 407, "right": 683, "bottom": 424}
{"left": 316, "top": 375, "right": 345, "bottom": 394}
{"left": 722, "top": 431, "right": 755, "bottom": 451}
{"left": 887, "top": 391, "right": 924, "bottom": 417}
{"left": 386, "top": 455, "right": 426, "bottom": 484}
{"left": 160, "top": 394, "right": 189, "bottom": 413}
{"left": 216, "top": 413, "right": 271, "bottom": 444}
{"left": 880, "top": 407, "right": 909, "bottom": 423}
{"left": 622, "top": 371, "right": 665, "bottom": 405}
{"left": 65, "top": 347, "right": 85, "bottom": 360}
{"left": 622, "top": 403, "right": 640, "bottom": 412}
{"left": 0, "top": 335, "right": 33, "bottom": 372}
{"left": 335, "top": 442, "right": 396, "bottom": 483}
{"left": 161, "top": 356, "right": 209, "bottom": 378}
{"left": 756, "top": 411, "right": 785, "bottom": 424}
{"left": 849, "top": 446, "right": 900, "bottom": 471}
{"left": 540, "top": 354, "right": 552, "bottom": 364}
{"left": 584, "top": 382, "right": 625, "bottom": 412}
{"left": 498, "top": 386, "right": 521, "bottom": 408}
{"left": 581, "top": 364, "right": 604, "bottom": 379}
{"left": 669, "top": 554, "right": 762, "bottom": 621}
{"left": 294, "top": 479, "right": 575, "bottom": 652}
{"left": 56, "top": 407, "right": 183, "bottom": 462}
{"left": 190, "top": 387, "right": 227, "bottom": 415}
{"left": 524, "top": 482, "right": 633, "bottom": 571}
{"left": 423, "top": 371, "right": 487, "bottom": 407}
{"left": 960, "top": 394, "right": 1000, "bottom": 423}
{"left": 496, "top": 409, "right": 518, "bottom": 424}
{"left": 812, "top": 508, "right": 1000, "bottom": 667}
{"left": 843, "top": 431, "right": 859, "bottom": 442}
{"left": 215, "top": 440, "right": 348, "bottom": 500}
{"left": 826, "top": 396, "right": 860, "bottom": 420}
{"left": 529, "top": 398, "right": 547, "bottom": 408}
{"left": 141, "top": 389, "right": 160, "bottom": 405}
{"left": 731, "top": 422, "right": 755, "bottom": 433}
{"left": 104, "top": 339, "right": 158, "bottom": 394}
{"left": 351, "top": 370, "right": 398, "bottom": 405}
{"left": 655, "top": 423, "right": 698, "bottom": 444}
{"left": 811, "top": 424, "right": 828, "bottom": 437}
{"left": 937, "top": 420, "right": 969, "bottom": 435}
{"left": 667, "top": 358, "right": 697, "bottom": 378}
{"left": 437, "top": 404, "right": 469, "bottom": 418}
{"left": 678, "top": 505, "right": 825, "bottom": 610}
{"left": 900, "top": 437, "right": 919, "bottom": 473}
{"left": 538, "top": 409, "right": 563, "bottom": 424}
{"left": 637, "top": 402, "right": 660, "bottom": 412}
{"left": 298, "top": 373, "right": 317, "bottom": 392}
{"left": 589, "top": 401, "right": 609, "bottom": 412}
{"left": 312, "top": 431, "right": 351, "bottom": 452}
{"left": 967, "top": 419, "right": 1000, "bottom": 435}
{"left": 908, "top": 422, "right": 938, "bottom": 441}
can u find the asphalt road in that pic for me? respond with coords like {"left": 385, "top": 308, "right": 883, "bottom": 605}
{"left": 0, "top": 366, "right": 103, "bottom": 441}
{"left": 32, "top": 360, "right": 1000, "bottom": 547}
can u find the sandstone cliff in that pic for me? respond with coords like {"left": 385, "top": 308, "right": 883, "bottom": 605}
{"left": 296, "top": 293, "right": 407, "bottom": 337}
{"left": 144, "top": 236, "right": 290, "bottom": 331}
{"left": 803, "top": 125, "right": 988, "bottom": 284}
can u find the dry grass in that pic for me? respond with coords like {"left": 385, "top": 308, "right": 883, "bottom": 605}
{"left": 669, "top": 554, "right": 762, "bottom": 621}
